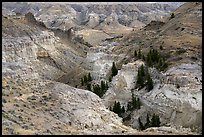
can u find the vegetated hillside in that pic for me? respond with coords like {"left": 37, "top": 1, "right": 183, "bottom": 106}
{"left": 107, "top": 2, "right": 202, "bottom": 133}
{"left": 2, "top": 2, "right": 184, "bottom": 47}
{"left": 2, "top": 12, "right": 137, "bottom": 135}
{"left": 113, "top": 2, "right": 202, "bottom": 67}
{"left": 2, "top": 2, "right": 201, "bottom": 135}
{"left": 2, "top": 10, "right": 194, "bottom": 136}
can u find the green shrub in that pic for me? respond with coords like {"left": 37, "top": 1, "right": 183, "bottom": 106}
{"left": 170, "top": 13, "right": 175, "bottom": 19}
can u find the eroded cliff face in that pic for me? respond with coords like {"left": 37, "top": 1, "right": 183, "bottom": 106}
{"left": 2, "top": 14, "right": 138, "bottom": 135}
{"left": 2, "top": 13, "right": 90, "bottom": 82}
{"left": 2, "top": 2, "right": 201, "bottom": 135}
{"left": 3, "top": 2, "right": 183, "bottom": 31}
{"left": 103, "top": 2, "right": 202, "bottom": 133}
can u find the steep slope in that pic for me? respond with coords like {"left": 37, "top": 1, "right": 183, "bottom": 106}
{"left": 2, "top": 77, "right": 139, "bottom": 135}
{"left": 2, "top": 12, "right": 135, "bottom": 135}
{"left": 2, "top": 13, "right": 90, "bottom": 86}
{"left": 2, "top": 2, "right": 184, "bottom": 47}
{"left": 2, "top": 2, "right": 201, "bottom": 135}
{"left": 103, "top": 2, "right": 202, "bottom": 133}
{"left": 3, "top": 2, "right": 183, "bottom": 30}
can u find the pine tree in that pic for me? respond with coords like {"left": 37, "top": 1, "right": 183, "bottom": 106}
{"left": 150, "top": 114, "right": 160, "bottom": 127}
{"left": 101, "top": 80, "right": 105, "bottom": 92}
{"left": 105, "top": 81, "right": 109, "bottom": 90}
{"left": 127, "top": 102, "right": 132, "bottom": 111}
{"left": 87, "top": 83, "right": 91, "bottom": 91}
{"left": 147, "top": 73, "right": 154, "bottom": 92}
{"left": 113, "top": 101, "right": 117, "bottom": 113}
{"left": 158, "top": 58, "right": 163, "bottom": 69}
{"left": 132, "top": 96, "right": 137, "bottom": 109}
{"left": 109, "top": 76, "right": 112, "bottom": 82}
{"left": 88, "top": 72, "right": 92, "bottom": 82}
{"left": 109, "top": 106, "right": 112, "bottom": 111}
{"left": 136, "top": 66, "right": 144, "bottom": 88}
{"left": 155, "top": 115, "right": 161, "bottom": 127}
{"left": 121, "top": 106, "right": 125, "bottom": 113}
{"left": 147, "top": 53, "right": 152, "bottom": 67}
{"left": 140, "top": 64, "right": 145, "bottom": 77}
{"left": 94, "top": 84, "right": 100, "bottom": 93}
{"left": 134, "top": 50, "right": 137, "bottom": 57}
{"left": 116, "top": 102, "right": 121, "bottom": 114}
{"left": 137, "top": 98, "right": 141, "bottom": 109}
{"left": 112, "top": 101, "right": 122, "bottom": 116}
{"left": 145, "top": 114, "right": 151, "bottom": 129}
{"left": 111, "top": 62, "right": 118, "bottom": 77}
{"left": 154, "top": 49, "right": 159, "bottom": 62}
{"left": 84, "top": 75, "right": 88, "bottom": 84}
{"left": 170, "top": 13, "right": 175, "bottom": 19}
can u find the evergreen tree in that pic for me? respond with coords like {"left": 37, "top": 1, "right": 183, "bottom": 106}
{"left": 134, "top": 50, "right": 137, "bottom": 57}
{"left": 105, "top": 81, "right": 109, "bottom": 90}
{"left": 109, "top": 76, "right": 112, "bottom": 82}
{"left": 136, "top": 98, "right": 141, "bottom": 109}
{"left": 95, "top": 84, "right": 101, "bottom": 93}
{"left": 101, "top": 80, "right": 105, "bottom": 92}
{"left": 145, "top": 114, "right": 151, "bottom": 129}
{"left": 157, "top": 58, "right": 163, "bottom": 69}
{"left": 151, "top": 49, "right": 156, "bottom": 62}
{"left": 121, "top": 106, "right": 125, "bottom": 113}
{"left": 109, "top": 106, "right": 112, "bottom": 111}
{"left": 88, "top": 72, "right": 92, "bottom": 82}
{"left": 147, "top": 53, "right": 152, "bottom": 67}
{"left": 116, "top": 102, "right": 122, "bottom": 114}
{"left": 87, "top": 83, "right": 91, "bottom": 91}
{"left": 151, "top": 114, "right": 156, "bottom": 127}
{"left": 154, "top": 49, "right": 159, "bottom": 62}
{"left": 132, "top": 96, "right": 137, "bottom": 109}
{"left": 147, "top": 73, "right": 154, "bottom": 92}
{"left": 140, "top": 64, "right": 145, "bottom": 77}
{"left": 111, "top": 62, "right": 118, "bottom": 77}
{"left": 150, "top": 114, "right": 160, "bottom": 127}
{"left": 136, "top": 66, "right": 144, "bottom": 88}
{"left": 170, "top": 13, "right": 175, "bottom": 19}
{"left": 155, "top": 115, "right": 161, "bottom": 127}
{"left": 138, "top": 117, "right": 145, "bottom": 130}
{"left": 127, "top": 102, "right": 132, "bottom": 111}
{"left": 84, "top": 75, "right": 88, "bottom": 84}
{"left": 113, "top": 101, "right": 122, "bottom": 115}
{"left": 113, "top": 101, "right": 117, "bottom": 113}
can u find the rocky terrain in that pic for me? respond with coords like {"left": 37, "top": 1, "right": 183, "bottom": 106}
{"left": 2, "top": 2, "right": 184, "bottom": 46}
{"left": 2, "top": 2, "right": 202, "bottom": 135}
{"left": 107, "top": 2, "right": 202, "bottom": 133}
